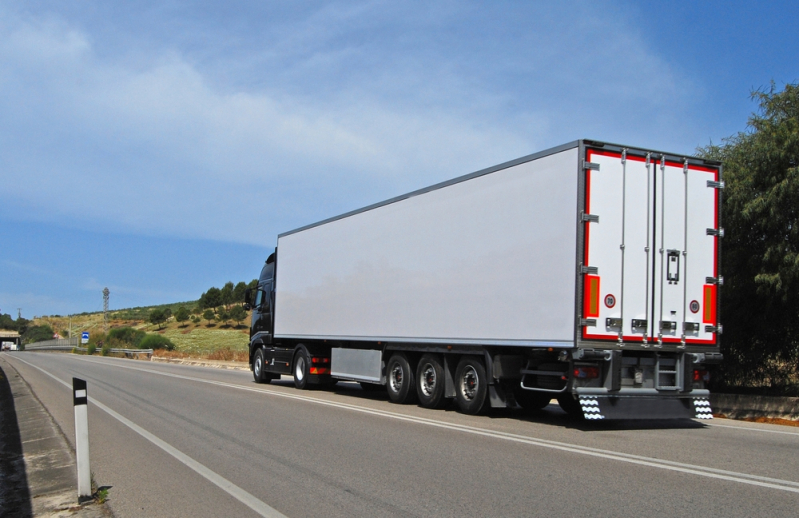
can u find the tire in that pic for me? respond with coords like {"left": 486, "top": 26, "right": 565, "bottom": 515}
{"left": 252, "top": 348, "right": 271, "bottom": 384}
{"left": 514, "top": 387, "right": 552, "bottom": 411}
{"left": 293, "top": 347, "right": 311, "bottom": 390}
{"left": 454, "top": 357, "right": 489, "bottom": 415}
{"left": 557, "top": 394, "right": 584, "bottom": 418}
{"left": 386, "top": 353, "right": 417, "bottom": 404}
{"left": 416, "top": 354, "right": 447, "bottom": 409}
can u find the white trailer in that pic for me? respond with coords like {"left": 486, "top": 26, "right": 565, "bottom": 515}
{"left": 246, "top": 140, "right": 723, "bottom": 419}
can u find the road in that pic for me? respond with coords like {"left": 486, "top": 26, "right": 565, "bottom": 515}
{"left": 2, "top": 352, "right": 798, "bottom": 517}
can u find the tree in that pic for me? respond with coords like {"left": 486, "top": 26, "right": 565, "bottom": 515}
{"left": 230, "top": 305, "right": 247, "bottom": 328}
{"left": 21, "top": 324, "right": 54, "bottom": 344}
{"left": 149, "top": 308, "right": 167, "bottom": 329}
{"left": 175, "top": 306, "right": 190, "bottom": 327}
{"left": 216, "top": 307, "right": 231, "bottom": 327}
{"left": 233, "top": 282, "right": 247, "bottom": 304}
{"left": 203, "top": 287, "right": 222, "bottom": 309}
{"left": 220, "top": 282, "right": 235, "bottom": 308}
{"left": 247, "top": 279, "right": 258, "bottom": 290}
{"left": 203, "top": 309, "right": 216, "bottom": 326}
{"left": 698, "top": 82, "right": 799, "bottom": 393}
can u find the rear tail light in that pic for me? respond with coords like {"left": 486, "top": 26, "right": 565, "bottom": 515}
{"left": 310, "top": 367, "right": 330, "bottom": 375}
{"left": 311, "top": 357, "right": 330, "bottom": 364}
{"left": 573, "top": 366, "right": 600, "bottom": 379}
{"left": 693, "top": 369, "right": 710, "bottom": 382}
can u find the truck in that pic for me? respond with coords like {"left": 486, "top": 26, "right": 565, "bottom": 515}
{"left": 245, "top": 139, "right": 723, "bottom": 420}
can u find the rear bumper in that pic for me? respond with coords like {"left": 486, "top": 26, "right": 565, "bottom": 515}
{"left": 575, "top": 394, "right": 713, "bottom": 420}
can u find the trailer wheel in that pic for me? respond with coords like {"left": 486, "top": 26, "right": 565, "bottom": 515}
{"left": 416, "top": 354, "right": 446, "bottom": 409}
{"left": 454, "top": 357, "right": 488, "bottom": 415}
{"left": 253, "top": 348, "right": 271, "bottom": 384}
{"left": 293, "top": 347, "right": 311, "bottom": 390}
{"left": 514, "top": 387, "right": 551, "bottom": 411}
{"left": 386, "top": 353, "right": 417, "bottom": 404}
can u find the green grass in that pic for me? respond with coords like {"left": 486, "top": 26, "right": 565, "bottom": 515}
{"left": 160, "top": 327, "right": 249, "bottom": 355}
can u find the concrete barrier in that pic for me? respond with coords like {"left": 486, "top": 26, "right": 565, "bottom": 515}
{"left": 710, "top": 393, "right": 799, "bottom": 421}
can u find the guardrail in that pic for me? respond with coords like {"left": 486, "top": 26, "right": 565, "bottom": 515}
{"left": 24, "top": 340, "right": 153, "bottom": 359}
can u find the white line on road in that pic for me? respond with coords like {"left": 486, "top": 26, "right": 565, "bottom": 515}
{"left": 60, "top": 355, "right": 799, "bottom": 495}
{"left": 706, "top": 422, "right": 799, "bottom": 437}
{"left": 10, "top": 355, "right": 287, "bottom": 518}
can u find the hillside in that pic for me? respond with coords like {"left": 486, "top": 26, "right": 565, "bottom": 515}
{"left": 32, "top": 302, "right": 251, "bottom": 358}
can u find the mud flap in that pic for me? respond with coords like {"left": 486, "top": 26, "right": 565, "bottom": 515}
{"left": 578, "top": 396, "right": 714, "bottom": 420}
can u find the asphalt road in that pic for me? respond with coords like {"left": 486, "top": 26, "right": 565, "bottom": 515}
{"left": 3, "top": 352, "right": 798, "bottom": 517}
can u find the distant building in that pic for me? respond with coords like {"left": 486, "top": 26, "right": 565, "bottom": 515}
{"left": 0, "top": 330, "right": 21, "bottom": 350}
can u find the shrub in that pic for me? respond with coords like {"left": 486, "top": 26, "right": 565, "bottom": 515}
{"left": 139, "top": 334, "right": 175, "bottom": 351}
{"left": 108, "top": 327, "right": 146, "bottom": 347}
{"left": 101, "top": 343, "right": 112, "bottom": 356}
{"left": 87, "top": 343, "right": 97, "bottom": 355}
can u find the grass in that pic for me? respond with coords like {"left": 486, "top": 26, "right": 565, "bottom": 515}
{"left": 159, "top": 327, "right": 249, "bottom": 355}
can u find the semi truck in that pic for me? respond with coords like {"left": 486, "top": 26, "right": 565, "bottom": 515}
{"left": 245, "top": 139, "right": 723, "bottom": 420}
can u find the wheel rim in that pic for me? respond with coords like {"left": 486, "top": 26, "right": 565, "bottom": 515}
{"left": 296, "top": 356, "right": 305, "bottom": 381}
{"left": 460, "top": 365, "right": 478, "bottom": 401}
{"left": 389, "top": 363, "right": 403, "bottom": 392}
{"left": 420, "top": 363, "right": 436, "bottom": 397}
{"left": 254, "top": 356, "right": 262, "bottom": 377}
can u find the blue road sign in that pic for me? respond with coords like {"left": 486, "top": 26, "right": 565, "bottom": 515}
{"left": 81, "top": 332, "right": 89, "bottom": 344}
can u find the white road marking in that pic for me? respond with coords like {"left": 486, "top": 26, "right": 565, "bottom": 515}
{"left": 706, "top": 422, "right": 799, "bottom": 437}
{"left": 55, "top": 354, "right": 799, "bottom": 495}
{"left": 10, "top": 355, "right": 286, "bottom": 518}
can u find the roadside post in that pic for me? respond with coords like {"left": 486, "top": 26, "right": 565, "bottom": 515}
{"left": 73, "top": 377, "right": 91, "bottom": 500}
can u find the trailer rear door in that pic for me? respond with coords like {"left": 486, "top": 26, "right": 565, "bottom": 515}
{"left": 581, "top": 147, "right": 720, "bottom": 346}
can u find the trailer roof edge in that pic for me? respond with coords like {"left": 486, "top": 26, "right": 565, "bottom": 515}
{"left": 279, "top": 140, "right": 581, "bottom": 238}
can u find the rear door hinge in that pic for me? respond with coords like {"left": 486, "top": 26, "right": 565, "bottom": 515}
{"left": 705, "top": 276, "right": 724, "bottom": 285}
{"left": 705, "top": 324, "right": 723, "bottom": 334}
{"left": 707, "top": 180, "right": 725, "bottom": 189}
{"left": 581, "top": 318, "right": 597, "bottom": 327}
{"left": 581, "top": 212, "right": 599, "bottom": 223}
{"left": 580, "top": 265, "right": 598, "bottom": 275}
{"left": 706, "top": 228, "right": 725, "bottom": 237}
{"left": 583, "top": 160, "right": 600, "bottom": 171}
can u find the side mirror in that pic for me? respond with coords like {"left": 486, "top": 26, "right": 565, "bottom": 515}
{"left": 244, "top": 288, "right": 252, "bottom": 304}
{"left": 243, "top": 302, "right": 251, "bottom": 311}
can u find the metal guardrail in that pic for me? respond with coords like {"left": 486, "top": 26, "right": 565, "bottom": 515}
{"left": 24, "top": 341, "right": 153, "bottom": 358}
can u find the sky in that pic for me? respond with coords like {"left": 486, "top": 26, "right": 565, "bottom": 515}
{"left": 0, "top": 0, "right": 797, "bottom": 318}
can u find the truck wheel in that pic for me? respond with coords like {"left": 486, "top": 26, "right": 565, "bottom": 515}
{"left": 514, "top": 387, "right": 551, "bottom": 411}
{"left": 386, "top": 353, "right": 417, "bottom": 404}
{"left": 293, "top": 347, "right": 311, "bottom": 390}
{"left": 416, "top": 354, "right": 446, "bottom": 409}
{"left": 454, "top": 357, "right": 488, "bottom": 415}
{"left": 253, "top": 348, "right": 271, "bottom": 384}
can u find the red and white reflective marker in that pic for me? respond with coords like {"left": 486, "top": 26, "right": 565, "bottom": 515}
{"left": 604, "top": 294, "right": 616, "bottom": 308}
{"left": 73, "top": 378, "right": 92, "bottom": 501}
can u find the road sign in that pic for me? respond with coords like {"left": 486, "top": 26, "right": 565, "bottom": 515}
{"left": 81, "top": 332, "right": 89, "bottom": 344}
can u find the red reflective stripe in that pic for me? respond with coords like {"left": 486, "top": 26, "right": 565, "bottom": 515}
{"left": 584, "top": 275, "right": 600, "bottom": 318}
{"left": 703, "top": 285, "right": 716, "bottom": 324}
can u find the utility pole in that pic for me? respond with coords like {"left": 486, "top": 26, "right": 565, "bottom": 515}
{"left": 17, "top": 308, "right": 21, "bottom": 320}
{"left": 103, "top": 288, "right": 110, "bottom": 333}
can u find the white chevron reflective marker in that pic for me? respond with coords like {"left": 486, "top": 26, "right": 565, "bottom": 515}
{"left": 579, "top": 397, "right": 605, "bottom": 420}
{"left": 693, "top": 398, "right": 714, "bottom": 420}
{"left": 73, "top": 377, "right": 92, "bottom": 501}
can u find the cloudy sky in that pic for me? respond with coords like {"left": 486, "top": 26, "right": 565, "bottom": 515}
{"left": 1, "top": 0, "right": 797, "bottom": 317}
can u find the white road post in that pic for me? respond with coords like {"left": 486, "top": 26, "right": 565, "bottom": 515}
{"left": 73, "top": 377, "right": 92, "bottom": 500}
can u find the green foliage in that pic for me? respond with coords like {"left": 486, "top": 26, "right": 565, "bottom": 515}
{"left": 87, "top": 343, "right": 97, "bottom": 355}
{"left": 149, "top": 309, "right": 167, "bottom": 329}
{"left": 175, "top": 306, "right": 190, "bottom": 326}
{"left": 229, "top": 305, "right": 247, "bottom": 327}
{"left": 191, "top": 315, "right": 201, "bottom": 324}
{"left": 200, "top": 287, "right": 222, "bottom": 310}
{"left": 101, "top": 343, "right": 112, "bottom": 356}
{"left": 220, "top": 281, "right": 235, "bottom": 307}
{"left": 1, "top": 314, "right": 31, "bottom": 334}
{"left": 22, "top": 324, "right": 54, "bottom": 344}
{"left": 108, "top": 327, "right": 146, "bottom": 347}
{"left": 202, "top": 309, "right": 215, "bottom": 325}
{"left": 216, "top": 307, "right": 231, "bottom": 327}
{"left": 698, "top": 82, "right": 799, "bottom": 393}
{"left": 233, "top": 282, "right": 247, "bottom": 304}
{"left": 139, "top": 334, "right": 175, "bottom": 351}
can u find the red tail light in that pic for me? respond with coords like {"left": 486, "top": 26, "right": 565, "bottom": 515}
{"left": 310, "top": 367, "right": 330, "bottom": 375}
{"left": 693, "top": 369, "right": 710, "bottom": 382}
{"left": 573, "top": 366, "right": 600, "bottom": 379}
{"left": 311, "top": 357, "right": 330, "bottom": 364}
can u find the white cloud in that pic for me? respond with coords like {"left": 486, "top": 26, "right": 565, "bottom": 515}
{"left": 0, "top": 2, "right": 695, "bottom": 246}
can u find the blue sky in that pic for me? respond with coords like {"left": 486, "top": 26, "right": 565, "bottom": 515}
{"left": 1, "top": 1, "right": 797, "bottom": 318}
